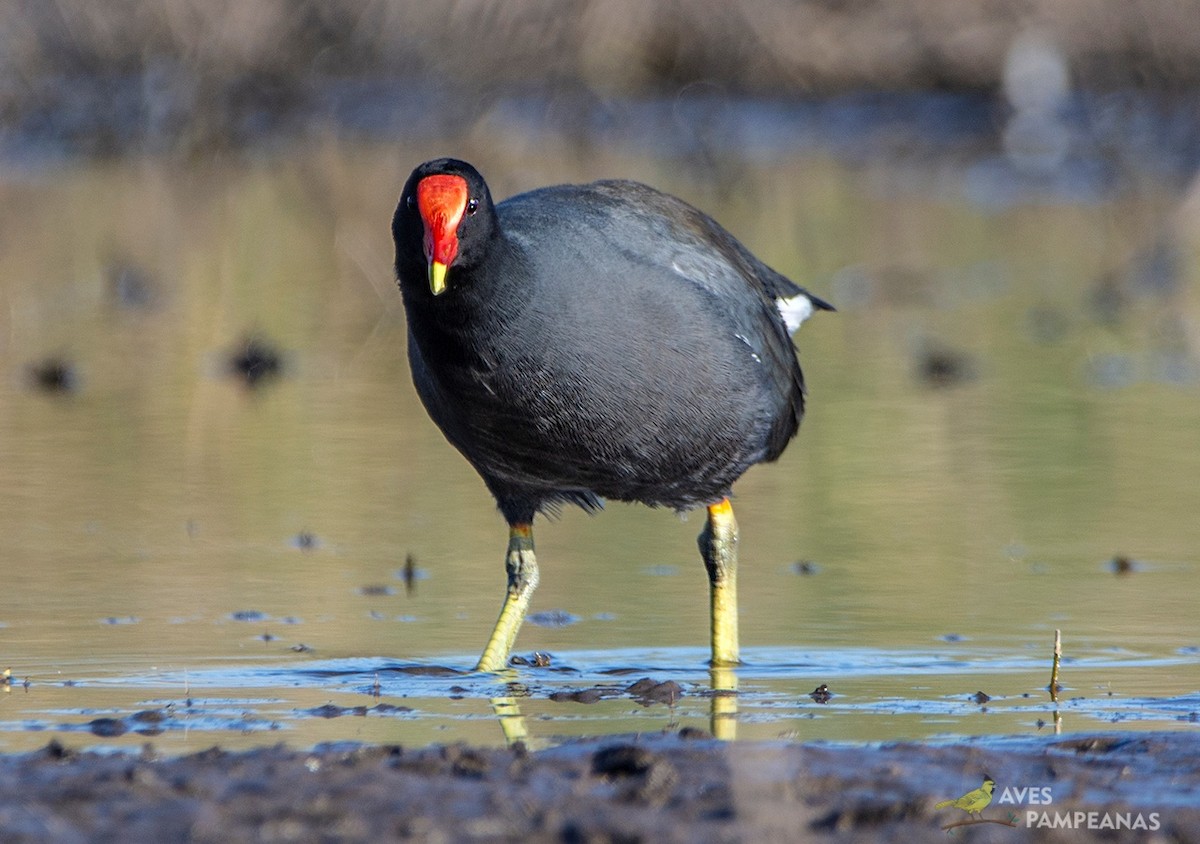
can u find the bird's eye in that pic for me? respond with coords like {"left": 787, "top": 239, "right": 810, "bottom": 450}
{"left": 406, "top": 194, "right": 416, "bottom": 211}
{"left": 465, "top": 198, "right": 479, "bottom": 216}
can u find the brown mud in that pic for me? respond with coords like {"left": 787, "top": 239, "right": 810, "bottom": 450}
{"left": 2, "top": 731, "right": 1196, "bottom": 842}
{"left": 5, "top": 0, "right": 1198, "bottom": 155}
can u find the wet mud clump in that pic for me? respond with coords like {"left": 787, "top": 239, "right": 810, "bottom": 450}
{"left": 1, "top": 731, "right": 1195, "bottom": 842}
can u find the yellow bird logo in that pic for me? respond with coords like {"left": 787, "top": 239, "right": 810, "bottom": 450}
{"left": 935, "top": 775, "right": 995, "bottom": 818}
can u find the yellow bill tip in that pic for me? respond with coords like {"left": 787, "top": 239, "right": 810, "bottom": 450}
{"left": 429, "top": 261, "right": 448, "bottom": 295}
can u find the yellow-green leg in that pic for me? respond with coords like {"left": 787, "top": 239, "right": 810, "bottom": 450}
{"left": 699, "top": 498, "right": 740, "bottom": 667}
{"left": 475, "top": 523, "right": 539, "bottom": 672}
{"left": 709, "top": 665, "right": 739, "bottom": 740}
{"left": 489, "top": 695, "right": 530, "bottom": 746}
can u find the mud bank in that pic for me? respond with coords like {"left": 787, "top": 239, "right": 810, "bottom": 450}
{"left": 2, "top": 731, "right": 1196, "bottom": 842}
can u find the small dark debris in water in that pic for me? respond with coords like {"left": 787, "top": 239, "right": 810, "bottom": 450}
{"left": 27, "top": 358, "right": 79, "bottom": 393}
{"left": 291, "top": 643, "right": 314, "bottom": 653}
{"left": 227, "top": 336, "right": 283, "bottom": 388}
{"left": 527, "top": 610, "right": 579, "bottom": 628}
{"left": 258, "top": 630, "right": 275, "bottom": 642}
{"left": 505, "top": 682, "right": 531, "bottom": 698}
{"left": 371, "top": 703, "right": 413, "bottom": 714}
{"left": 509, "top": 652, "right": 552, "bottom": 668}
{"left": 917, "top": 345, "right": 974, "bottom": 387}
{"left": 971, "top": 691, "right": 991, "bottom": 704}
{"left": 624, "top": 678, "right": 658, "bottom": 697}
{"left": 1180, "top": 712, "right": 1199, "bottom": 723}
{"left": 677, "top": 726, "right": 711, "bottom": 740}
{"left": 871, "top": 264, "right": 932, "bottom": 307}
{"left": 940, "top": 633, "right": 965, "bottom": 642}
{"left": 448, "top": 685, "right": 469, "bottom": 694}
{"left": 390, "top": 665, "right": 461, "bottom": 677}
{"left": 810, "top": 684, "right": 833, "bottom": 704}
{"left": 106, "top": 261, "right": 157, "bottom": 309}
{"left": 1127, "top": 238, "right": 1183, "bottom": 297}
{"left": 1026, "top": 305, "right": 1069, "bottom": 344}
{"left": 62, "top": 680, "right": 77, "bottom": 687}
{"left": 626, "top": 678, "right": 683, "bottom": 706}
{"left": 791, "top": 560, "right": 819, "bottom": 575}
{"left": 88, "top": 717, "right": 127, "bottom": 738}
{"left": 130, "top": 709, "right": 166, "bottom": 724}
{"left": 1109, "top": 555, "right": 1136, "bottom": 575}
{"left": 100, "top": 616, "right": 139, "bottom": 625}
{"left": 1085, "top": 353, "right": 1136, "bottom": 389}
{"left": 402, "top": 552, "right": 417, "bottom": 596}
{"left": 549, "top": 688, "right": 603, "bottom": 704}
{"left": 1087, "top": 272, "right": 1128, "bottom": 327}
{"left": 292, "top": 531, "right": 319, "bottom": 551}
{"left": 358, "top": 584, "right": 395, "bottom": 597}
{"left": 1152, "top": 348, "right": 1200, "bottom": 386}
{"left": 230, "top": 610, "right": 268, "bottom": 622}
{"left": 310, "top": 704, "right": 368, "bottom": 719}
{"left": 642, "top": 564, "right": 678, "bottom": 576}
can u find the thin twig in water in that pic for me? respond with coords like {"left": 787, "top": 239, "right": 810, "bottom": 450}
{"left": 1049, "top": 628, "right": 1062, "bottom": 703}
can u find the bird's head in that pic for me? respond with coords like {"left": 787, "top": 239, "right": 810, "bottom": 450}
{"left": 982, "top": 775, "right": 996, "bottom": 793}
{"left": 393, "top": 158, "right": 496, "bottom": 298}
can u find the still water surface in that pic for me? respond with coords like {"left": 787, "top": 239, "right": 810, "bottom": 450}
{"left": 1, "top": 106, "right": 1198, "bottom": 751}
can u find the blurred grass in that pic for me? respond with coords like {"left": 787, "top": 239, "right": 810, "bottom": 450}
{"left": 3, "top": 0, "right": 1200, "bottom": 154}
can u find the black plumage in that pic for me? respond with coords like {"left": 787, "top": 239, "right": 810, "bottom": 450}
{"left": 391, "top": 157, "right": 831, "bottom": 670}
{"left": 393, "top": 158, "right": 829, "bottom": 523}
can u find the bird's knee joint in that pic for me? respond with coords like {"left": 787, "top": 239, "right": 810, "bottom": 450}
{"left": 699, "top": 526, "right": 738, "bottom": 585}
{"left": 704, "top": 555, "right": 736, "bottom": 586}
{"left": 505, "top": 544, "right": 539, "bottom": 594}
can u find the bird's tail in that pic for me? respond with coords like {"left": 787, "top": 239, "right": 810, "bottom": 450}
{"left": 934, "top": 799, "right": 954, "bottom": 809}
{"left": 777, "top": 289, "right": 835, "bottom": 334}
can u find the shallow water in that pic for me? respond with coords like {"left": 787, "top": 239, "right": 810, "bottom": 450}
{"left": 1, "top": 644, "right": 1197, "bottom": 754}
{"left": 1, "top": 94, "right": 1198, "bottom": 752}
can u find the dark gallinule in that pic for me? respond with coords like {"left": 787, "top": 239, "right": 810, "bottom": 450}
{"left": 392, "top": 158, "right": 832, "bottom": 671}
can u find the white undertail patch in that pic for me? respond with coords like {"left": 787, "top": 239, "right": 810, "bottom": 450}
{"left": 776, "top": 293, "right": 816, "bottom": 334}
